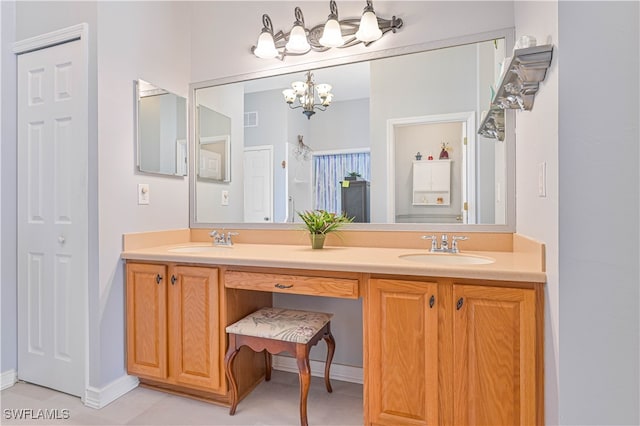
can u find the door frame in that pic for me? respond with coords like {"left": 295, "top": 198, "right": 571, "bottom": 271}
{"left": 13, "top": 23, "right": 90, "bottom": 399}
{"left": 386, "top": 112, "right": 476, "bottom": 223}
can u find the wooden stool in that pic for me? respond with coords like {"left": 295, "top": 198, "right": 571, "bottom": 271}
{"left": 224, "top": 307, "right": 335, "bottom": 426}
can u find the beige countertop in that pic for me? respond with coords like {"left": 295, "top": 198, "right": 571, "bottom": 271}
{"left": 121, "top": 241, "right": 546, "bottom": 283}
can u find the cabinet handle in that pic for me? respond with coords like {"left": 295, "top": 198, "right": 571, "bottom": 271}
{"left": 456, "top": 297, "right": 464, "bottom": 310}
{"left": 429, "top": 295, "right": 435, "bottom": 309}
{"left": 274, "top": 283, "right": 293, "bottom": 289}
{"left": 171, "top": 275, "right": 177, "bottom": 285}
{"left": 156, "top": 274, "right": 162, "bottom": 285}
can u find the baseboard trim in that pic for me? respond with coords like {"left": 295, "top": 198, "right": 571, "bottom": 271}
{"left": 272, "top": 356, "right": 363, "bottom": 385}
{"left": 83, "top": 375, "right": 139, "bottom": 409}
{"left": 1, "top": 369, "right": 18, "bottom": 390}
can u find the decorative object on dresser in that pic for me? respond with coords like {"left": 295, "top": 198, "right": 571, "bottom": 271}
{"left": 297, "top": 209, "right": 353, "bottom": 249}
{"left": 225, "top": 307, "right": 335, "bottom": 426}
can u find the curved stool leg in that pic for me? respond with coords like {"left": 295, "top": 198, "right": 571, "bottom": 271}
{"left": 224, "top": 336, "right": 240, "bottom": 416}
{"left": 323, "top": 330, "right": 336, "bottom": 393}
{"left": 296, "top": 344, "right": 311, "bottom": 426}
{"left": 264, "top": 350, "right": 272, "bottom": 382}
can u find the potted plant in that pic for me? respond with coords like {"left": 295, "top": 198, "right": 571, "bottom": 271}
{"left": 344, "top": 171, "right": 362, "bottom": 181}
{"left": 297, "top": 210, "right": 353, "bottom": 249}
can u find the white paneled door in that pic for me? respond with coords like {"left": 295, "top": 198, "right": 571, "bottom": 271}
{"left": 243, "top": 146, "right": 273, "bottom": 222}
{"left": 17, "top": 38, "right": 87, "bottom": 397}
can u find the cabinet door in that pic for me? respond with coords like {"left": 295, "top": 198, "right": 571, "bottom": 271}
{"left": 126, "top": 263, "right": 168, "bottom": 380}
{"left": 429, "top": 161, "right": 450, "bottom": 192}
{"left": 453, "top": 284, "right": 537, "bottom": 425}
{"left": 168, "top": 265, "right": 222, "bottom": 391}
{"left": 413, "top": 162, "right": 433, "bottom": 191}
{"left": 367, "top": 279, "right": 438, "bottom": 426}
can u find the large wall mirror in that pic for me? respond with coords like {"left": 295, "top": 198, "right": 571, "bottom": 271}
{"left": 136, "top": 79, "right": 188, "bottom": 176}
{"left": 190, "top": 29, "right": 516, "bottom": 231}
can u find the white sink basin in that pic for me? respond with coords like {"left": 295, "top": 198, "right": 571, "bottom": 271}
{"left": 399, "top": 252, "right": 495, "bottom": 265}
{"left": 168, "top": 246, "right": 231, "bottom": 253}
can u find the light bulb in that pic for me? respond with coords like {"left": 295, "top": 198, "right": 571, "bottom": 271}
{"left": 254, "top": 31, "right": 278, "bottom": 59}
{"left": 356, "top": 10, "right": 382, "bottom": 42}
{"left": 286, "top": 24, "right": 310, "bottom": 54}
{"left": 319, "top": 18, "right": 344, "bottom": 47}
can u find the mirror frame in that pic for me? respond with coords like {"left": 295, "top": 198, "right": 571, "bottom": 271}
{"left": 189, "top": 28, "right": 516, "bottom": 232}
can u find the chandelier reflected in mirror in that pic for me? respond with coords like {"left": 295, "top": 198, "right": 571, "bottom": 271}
{"left": 252, "top": 0, "right": 403, "bottom": 61}
{"left": 283, "top": 71, "right": 333, "bottom": 119}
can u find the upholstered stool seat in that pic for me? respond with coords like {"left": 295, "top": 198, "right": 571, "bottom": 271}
{"left": 224, "top": 307, "right": 335, "bottom": 426}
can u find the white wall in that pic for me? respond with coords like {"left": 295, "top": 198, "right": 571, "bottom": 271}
{"left": 513, "top": 2, "right": 559, "bottom": 424}
{"left": 96, "top": 1, "right": 192, "bottom": 386}
{"left": 557, "top": 2, "right": 639, "bottom": 424}
{"left": 0, "top": 0, "right": 15, "bottom": 378}
{"left": 190, "top": 1, "right": 515, "bottom": 83}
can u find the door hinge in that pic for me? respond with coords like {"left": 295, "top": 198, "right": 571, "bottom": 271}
{"left": 463, "top": 202, "right": 468, "bottom": 211}
{"left": 463, "top": 136, "right": 468, "bottom": 146}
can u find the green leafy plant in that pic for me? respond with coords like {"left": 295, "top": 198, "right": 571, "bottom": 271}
{"left": 297, "top": 210, "right": 353, "bottom": 235}
{"left": 347, "top": 171, "right": 361, "bottom": 178}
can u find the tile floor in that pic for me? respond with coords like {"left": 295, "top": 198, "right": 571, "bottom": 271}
{"left": 0, "top": 371, "right": 363, "bottom": 425}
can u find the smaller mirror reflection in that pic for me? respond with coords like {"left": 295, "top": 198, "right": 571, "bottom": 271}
{"left": 197, "top": 105, "right": 231, "bottom": 182}
{"left": 136, "top": 80, "right": 187, "bottom": 176}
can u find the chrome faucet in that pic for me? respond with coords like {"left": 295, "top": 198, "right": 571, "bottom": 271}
{"left": 421, "top": 235, "right": 469, "bottom": 253}
{"left": 209, "top": 230, "right": 239, "bottom": 246}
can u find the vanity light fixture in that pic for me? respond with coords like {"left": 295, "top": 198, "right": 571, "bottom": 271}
{"left": 251, "top": 0, "right": 403, "bottom": 60}
{"left": 283, "top": 71, "right": 333, "bottom": 119}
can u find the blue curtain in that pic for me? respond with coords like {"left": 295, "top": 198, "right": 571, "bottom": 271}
{"left": 314, "top": 152, "right": 370, "bottom": 214}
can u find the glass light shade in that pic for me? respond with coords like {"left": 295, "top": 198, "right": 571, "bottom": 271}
{"left": 285, "top": 24, "right": 310, "bottom": 54}
{"left": 282, "top": 89, "right": 296, "bottom": 103}
{"left": 319, "top": 18, "right": 344, "bottom": 47}
{"left": 291, "top": 81, "right": 307, "bottom": 96}
{"left": 321, "top": 93, "right": 333, "bottom": 106}
{"left": 254, "top": 31, "right": 278, "bottom": 59}
{"left": 355, "top": 10, "right": 382, "bottom": 42}
{"left": 315, "top": 83, "right": 332, "bottom": 97}
{"left": 299, "top": 95, "right": 310, "bottom": 106}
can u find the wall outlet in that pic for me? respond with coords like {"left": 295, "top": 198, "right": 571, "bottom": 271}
{"left": 221, "top": 190, "right": 229, "bottom": 206}
{"left": 138, "top": 184, "right": 150, "bottom": 205}
{"left": 538, "top": 162, "right": 547, "bottom": 198}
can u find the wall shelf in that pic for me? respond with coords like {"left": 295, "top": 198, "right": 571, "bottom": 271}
{"left": 478, "top": 44, "right": 553, "bottom": 141}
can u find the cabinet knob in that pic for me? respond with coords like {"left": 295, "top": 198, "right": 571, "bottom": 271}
{"left": 171, "top": 275, "right": 177, "bottom": 285}
{"left": 156, "top": 274, "right": 163, "bottom": 285}
{"left": 429, "top": 295, "right": 435, "bottom": 309}
{"left": 456, "top": 297, "right": 464, "bottom": 310}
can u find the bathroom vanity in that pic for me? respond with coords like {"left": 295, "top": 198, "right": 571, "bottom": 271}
{"left": 121, "top": 230, "right": 545, "bottom": 425}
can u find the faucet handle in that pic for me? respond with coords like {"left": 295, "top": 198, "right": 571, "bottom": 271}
{"left": 451, "top": 235, "right": 469, "bottom": 253}
{"left": 421, "top": 235, "right": 438, "bottom": 251}
{"left": 226, "top": 231, "right": 239, "bottom": 245}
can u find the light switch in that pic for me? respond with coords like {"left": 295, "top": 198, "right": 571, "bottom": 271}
{"left": 538, "top": 162, "right": 547, "bottom": 197}
{"left": 221, "top": 190, "right": 229, "bottom": 206}
{"left": 138, "top": 184, "right": 150, "bottom": 205}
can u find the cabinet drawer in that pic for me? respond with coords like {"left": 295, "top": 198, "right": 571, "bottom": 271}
{"left": 225, "top": 270, "right": 359, "bottom": 299}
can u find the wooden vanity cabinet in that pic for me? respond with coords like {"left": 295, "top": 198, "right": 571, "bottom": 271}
{"left": 365, "top": 277, "right": 543, "bottom": 426}
{"left": 126, "top": 262, "right": 225, "bottom": 396}
{"left": 366, "top": 278, "right": 439, "bottom": 426}
{"left": 452, "top": 283, "right": 540, "bottom": 426}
